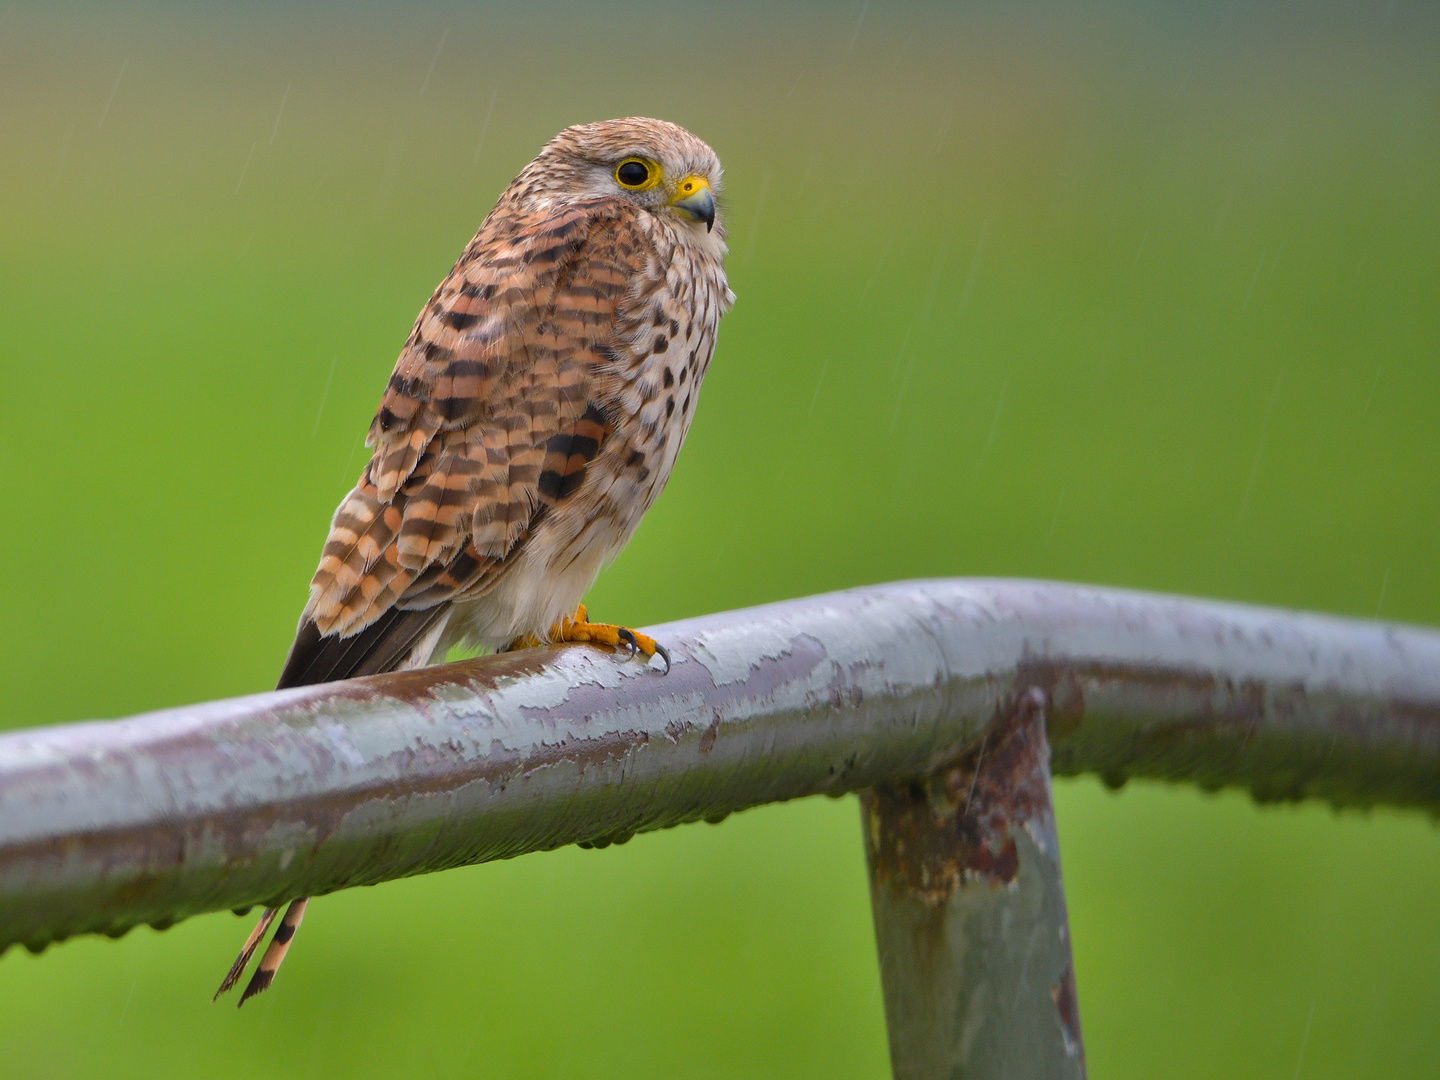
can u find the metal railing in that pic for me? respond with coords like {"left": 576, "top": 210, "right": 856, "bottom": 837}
{"left": 3, "top": 579, "right": 1439, "bottom": 1078}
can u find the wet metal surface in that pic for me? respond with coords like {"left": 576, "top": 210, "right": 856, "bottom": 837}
{"left": 863, "top": 689, "right": 1084, "bottom": 1079}
{"left": 2, "top": 578, "right": 1439, "bottom": 954}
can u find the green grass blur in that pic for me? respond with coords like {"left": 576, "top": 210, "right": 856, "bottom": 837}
{"left": 2, "top": 1, "right": 1439, "bottom": 1076}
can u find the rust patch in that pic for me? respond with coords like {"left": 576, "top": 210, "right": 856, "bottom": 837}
{"left": 1051, "top": 960, "right": 1085, "bottom": 1063}
{"left": 864, "top": 688, "right": 1051, "bottom": 905}
{"left": 698, "top": 716, "right": 720, "bottom": 754}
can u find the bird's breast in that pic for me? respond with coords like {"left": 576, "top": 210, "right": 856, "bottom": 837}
{"left": 453, "top": 229, "right": 728, "bottom": 648}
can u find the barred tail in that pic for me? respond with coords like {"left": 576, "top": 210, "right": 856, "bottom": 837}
{"left": 237, "top": 898, "right": 309, "bottom": 1006}
{"left": 212, "top": 597, "right": 448, "bottom": 1004}
{"left": 213, "top": 906, "right": 279, "bottom": 1001}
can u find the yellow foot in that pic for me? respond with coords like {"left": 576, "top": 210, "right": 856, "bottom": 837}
{"left": 508, "top": 605, "right": 671, "bottom": 673}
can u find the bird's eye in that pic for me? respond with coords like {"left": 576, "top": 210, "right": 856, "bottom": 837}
{"left": 615, "top": 159, "right": 656, "bottom": 190}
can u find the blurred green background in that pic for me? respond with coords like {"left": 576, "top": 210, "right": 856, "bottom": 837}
{"left": 2, "top": 0, "right": 1439, "bottom": 1076}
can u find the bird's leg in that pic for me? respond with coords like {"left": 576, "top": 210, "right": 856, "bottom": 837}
{"left": 508, "top": 604, "right": 670, "bottom": 672}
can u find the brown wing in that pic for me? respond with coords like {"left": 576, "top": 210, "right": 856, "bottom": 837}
{"left": 277, "top": 198, "right": 653, "bottom": 689}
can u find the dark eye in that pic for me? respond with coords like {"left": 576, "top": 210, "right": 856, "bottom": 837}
{"left": 615, "top": 159, "right": 653, "bottom": 189}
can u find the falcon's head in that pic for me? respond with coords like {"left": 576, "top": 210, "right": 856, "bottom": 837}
{"left": 510, "top": 117, "right": 724, "bottom": 240}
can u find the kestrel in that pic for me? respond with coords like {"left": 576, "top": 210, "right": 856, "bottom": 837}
{"left": 214, "top": 117, "right": 733, "bottom": 1005}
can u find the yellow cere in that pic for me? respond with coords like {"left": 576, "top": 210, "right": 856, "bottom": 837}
{"left": 672, "top": 175, "right": 710, "bottom": 201}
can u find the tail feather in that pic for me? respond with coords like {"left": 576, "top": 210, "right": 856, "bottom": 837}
{"left": 216, "top": 603, "right": 453, "bottom": 1005}
{"left": 237, "top": 898, "right": 309, "bottom": 1006}
{"left": 213, "top": 906, "right": 279, "bottom": 1000}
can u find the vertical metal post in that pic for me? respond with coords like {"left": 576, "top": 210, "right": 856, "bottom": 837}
{"left": 861, "top": 688, "right": 1085, "bottom": 1080}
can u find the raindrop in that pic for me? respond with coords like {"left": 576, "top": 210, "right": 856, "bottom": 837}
{"left": 1044, "top": 493, "right": 1067, "bottom": 551}
{"left": 314, "top": 356, "right": 338, "bottom": 437}
{"left": 957, "top": 219, "right": 989, "bottom": 319}
{"left": 927, "top": 111, "right": 955, "bottom": 160}
{"left": 269, "top": 82, "right": 290, "bottom": 145}
{"left": 859, "top": 235, "right": 895, "bottom": 302}
{"left": 920, "top": 232, "right": 952, "bottom": 320}
{"left": 97, "top": 57, "right": 127, "bottom": 131}
{"left": 373, "top": 134, "right": 406, "bottom": 215}
{"left": 1241, "top": 250, "right": 1265, "bottom": 310}
{"left": 234, "top": 140, "right": 258, "bottom": 195}
{"left": 50, "top": 124, "right": 76, "bottom": 189}
{"left": 1238, "top": 369, "right": 1284, "bottom": 524}
{"left": 473, "top": 88, "right": 498, "bottom": 165}
{"left": 118, "top": 978, "right": 137, "bottom": 1025}
{"left": 1213, "top": 183, "right": 1237, "bottom": 235}
{"left": 1133, "top": 226, "right": 1152, "bottom": 270}
{"left": 807, "top": 356, "right": 828, "bottom": 416}
{"left": 887, "top": 328, "right": 915, "bottom": 430}
{"left": 341, "top": 430, "right": 364, "bottom": 484}
{"left": 1362, "top": 365, "right": 1382, "bottom": 418}
{"left": 889, "top": 234, "right": 956, "bottom": 428}
{"left": 1292, "top": 999, "right": 1317, "bottom": 1079}
{"left": 976, "top": 380, "right": 1008, "bottom": 471}
{"left": 847, "top": 0, "right": 868, "bottom": 54}
{"left": 743, "top": 171, "right": 771, "bottom": 264}
{"left": 419, "top": 28, "right": 449, "bottom": 97}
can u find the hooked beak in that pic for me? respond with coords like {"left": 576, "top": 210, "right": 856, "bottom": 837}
{"left": 671, "top": 175, "right": 716, "bottom": 232}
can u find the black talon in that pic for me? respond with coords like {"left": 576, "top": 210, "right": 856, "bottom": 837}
{"left": 653, "top": 641, "right": 672, "bottom": 675}
{"left": 615, "top": 627, "right": 640, "bottom": 658}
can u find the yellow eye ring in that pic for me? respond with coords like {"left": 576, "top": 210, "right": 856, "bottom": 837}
{"left": 614, "top": 158, "right": 659, "bottom": 191}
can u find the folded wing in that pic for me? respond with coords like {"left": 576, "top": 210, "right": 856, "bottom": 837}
{"left": 278, "top": 198, "right": 652, "bottom": 690}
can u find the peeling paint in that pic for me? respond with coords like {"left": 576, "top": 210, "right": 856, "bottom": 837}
{"left": 1, "top": 579, "right": 1438, "bottom": 957}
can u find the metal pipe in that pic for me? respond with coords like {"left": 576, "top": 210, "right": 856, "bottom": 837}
{"left": 2, "top": 579, "right": 1438, "bottom": 957}
{"left": 863, "top": 688, "right": 1085, "bottom": 1079}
